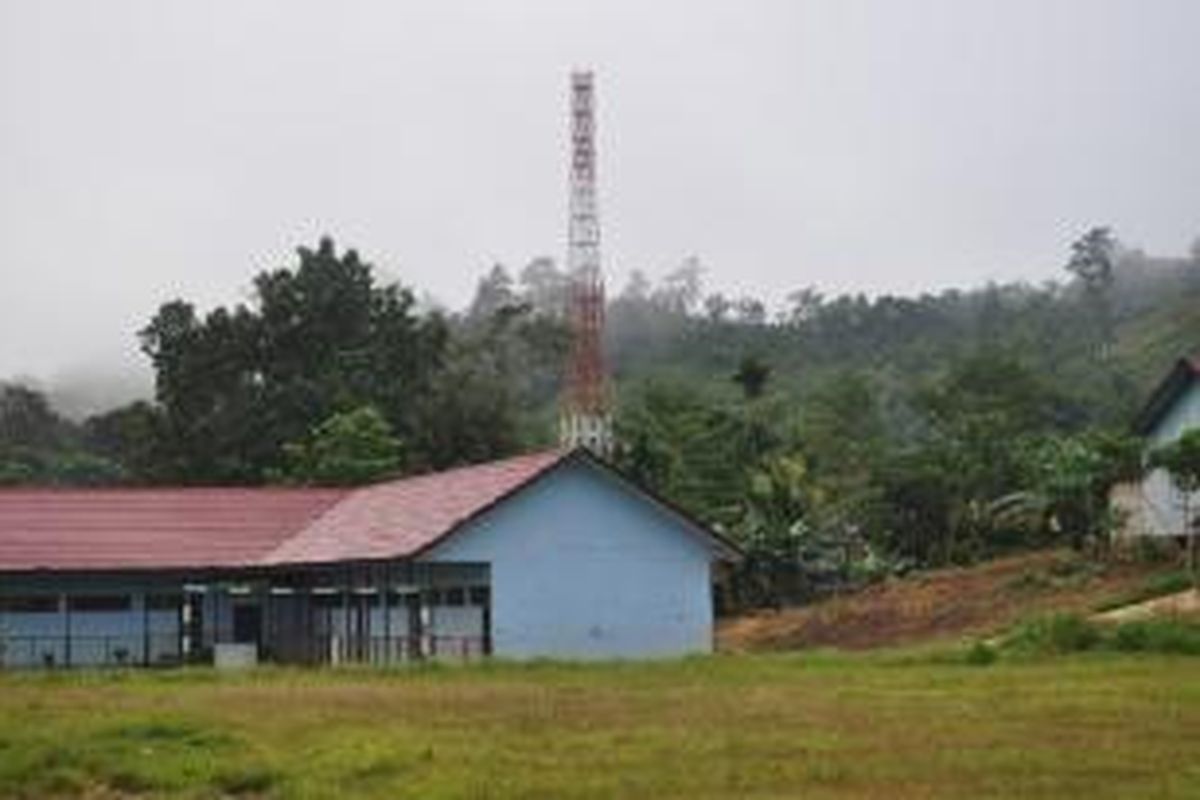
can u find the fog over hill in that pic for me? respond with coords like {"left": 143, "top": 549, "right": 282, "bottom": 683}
{"left": 5, "top": 1, "right": 1200, "bottom": 401}
{"left": 8, "top": 232, "right": 1197, "bottom": 420}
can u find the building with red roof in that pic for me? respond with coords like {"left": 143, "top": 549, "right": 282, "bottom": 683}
{"left": 0, "top": 449, "right": 738, "bottom": 667}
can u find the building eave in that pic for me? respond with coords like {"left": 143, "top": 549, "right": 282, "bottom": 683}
{"left": 1133, "top": 355, "right": 1200, "bottom": 436}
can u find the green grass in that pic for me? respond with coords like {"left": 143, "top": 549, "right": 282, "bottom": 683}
{"left": 0, "top": 653, "right": 1198, "bottom": 799}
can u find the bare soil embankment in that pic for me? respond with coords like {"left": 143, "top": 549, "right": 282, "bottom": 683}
{"left": 720, "top": 549, "right": 1177, "bottom": 652}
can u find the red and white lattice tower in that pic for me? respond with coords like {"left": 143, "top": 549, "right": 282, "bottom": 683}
{"left": 559, "top": 70, "right": 613, "bottom": 455}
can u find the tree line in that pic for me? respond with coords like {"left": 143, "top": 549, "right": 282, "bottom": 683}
{"left": 2, "top": 229, "right": 1199, "bottom": 603}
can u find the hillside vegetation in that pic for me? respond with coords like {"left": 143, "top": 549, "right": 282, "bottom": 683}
{"left": 2, "top": 229, "right": 1199, "bottom": 605}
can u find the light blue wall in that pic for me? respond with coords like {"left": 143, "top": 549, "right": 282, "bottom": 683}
{"left": 1141, "top": 380, "right": 1200, "bottom": 537}
{"left": 426, "top": 459, "right": 717, "bottom": 659}
{"left": 0, "top": 586, "right": 179, "bottom": 668}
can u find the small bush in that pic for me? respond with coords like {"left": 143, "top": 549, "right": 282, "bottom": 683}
{"left": 1111, "top": 619, "right": 1200, "bottom": 655}
{"left": 1006, "top": 614, "right": 1101, "bottom": 654}
{"left": 1003, "top": 613, "right": 1200, "bottom": 657}
{"left": 1095, "top": 570, "right": 1193, "bottom": 612}
{"left": 963, "top": 641, "right": 998, "bottom": 665}
{"left": 1112, "top": 622, "right": 1151, "bottom": 651}
{"left": 1130, "top": 536, "right": 1181, "bottom": 565}
{"left": 1137, "top": 571, "right": 1193, "bottom": 600}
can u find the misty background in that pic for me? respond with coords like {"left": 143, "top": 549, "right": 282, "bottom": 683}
{"left": 3, "top": 0, "right": 1200, "bottom": 415}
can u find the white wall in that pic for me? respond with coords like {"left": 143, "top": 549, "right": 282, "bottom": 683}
{"left": 1138, "top": 381, "right": 1200, "bottom": 537}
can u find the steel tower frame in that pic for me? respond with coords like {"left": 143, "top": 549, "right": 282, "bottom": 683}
{"left": 559, "top": 71, "right": 613, "bottom": 454}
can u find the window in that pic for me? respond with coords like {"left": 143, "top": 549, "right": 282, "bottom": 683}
{"left": 469, "top": 586, "right": 490, "bottom": 607}
{"left": 0, "top": 596, "right": 58, "bottom": 613}
{"left": 443, "top": 587, "right": 466, "bottom": 607}
{"left": 146, "top": 594, "right": 182, "bottom": 611}
{"left": 311, "top": 593, "right": 345, "bottom": 609}
{"left": 67, "top": 595, "right": 132, "bottom": 613}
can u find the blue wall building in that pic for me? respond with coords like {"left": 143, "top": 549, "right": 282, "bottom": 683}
{"left": 0, "top": 450, "right": 739, "bottom": 668}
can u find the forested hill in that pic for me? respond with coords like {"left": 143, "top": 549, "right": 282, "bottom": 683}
{"left": 2, "top": 231, "right": 1198, "bottom": 603}
{"left": 605, "top": 244, "right": 1200, "bottom": 428}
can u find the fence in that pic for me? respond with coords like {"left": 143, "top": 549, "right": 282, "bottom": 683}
{"left": 0, "top": 634, "right": 184, "bottom": 669}
{"left": 316, "top": 634, "right": 488, "bottom": 665}
{"left": 0, "top": 633, "right": 487, "bottom": 669}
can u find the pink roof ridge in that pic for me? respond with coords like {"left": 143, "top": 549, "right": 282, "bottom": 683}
{"left": 0, "top": 450, "right": 566, "bottom": 573}
{"left": 261, "top": 449, "right": 566, "bottom": 566}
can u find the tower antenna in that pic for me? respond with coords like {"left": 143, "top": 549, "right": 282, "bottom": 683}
{"left": 560, "top": 70, "right": 613, "bottom": 455}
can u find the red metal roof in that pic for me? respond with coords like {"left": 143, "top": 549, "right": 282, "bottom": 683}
{"left": 262, "top": 450, "right": 566, "bottom": 566}
{"left": 0, "top": 450, "right": 565, "bottom": 574}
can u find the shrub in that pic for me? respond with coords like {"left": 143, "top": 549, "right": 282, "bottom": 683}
{"left": 964, "top": 640, "right": 998, "bottom": 665}
{"left": 1110, "top": 619, "right": 1200, "bottom": 655}
{"left": 1095, "top": 570, "right": 1192, "bottom": 612}
{"left": 1004, "top": 613, "right": 1200, "bottom": 656}
{"left": 1006, "top": 614, "right": 1101, "bottom": 654}
{"left": 1130, "top": 536, "right": 1181, "bottom": 565}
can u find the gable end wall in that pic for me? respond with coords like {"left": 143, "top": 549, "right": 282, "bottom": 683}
{"left": 424, "top": 460, "right": 715, "bottom": 659}
{"left": 1138, "top": 380, "right": 1200, "bottom": 537}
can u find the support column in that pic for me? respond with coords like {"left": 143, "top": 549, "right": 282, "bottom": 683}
{"left": 61, "top": 593, "right": 71, "bottom": 669}
{"left": 382, "top": 563, "right": 393, "bottom": 664}
{"left": 408, "top": 589, "right": 423, "bottom": 661}
{"left": 342, "top": 571, "right": 352, "bottom": 666}
{"left": 261, "top": 582, "right": 270, "bottom": 663}
{"left": 142, "top": 592, "right": 151, "bottom": 667}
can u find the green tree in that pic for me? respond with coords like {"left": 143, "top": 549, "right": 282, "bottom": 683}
{"left": 995, "top": 431, "right": 1143, "bottom": 550}
{"left": 468, "top": 264, "right": 518, "bottom": 320}
{"left": 0, "top": 383, "right": 71, "bottom": 453}
{"left": 731, "top": 355, "right": 771, "bottom": 399}
{"left": 733, "top": 453, "right": 887, "bottom": 607}
{"left": 82, "top": 401, "right": 168, "bottom": 484}
{"left": 1065, "top": 226, "right": 1117, "bottom": 356}
{"left": 140, "top": 237, "right": 448, "bottom": 483}
{"left": 281, "top": 406, "right": 403, "bottom": 486}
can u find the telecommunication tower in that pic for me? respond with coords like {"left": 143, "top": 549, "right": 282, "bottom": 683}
{"left": 559, "top": 70, "right": 613, "bottom": 455}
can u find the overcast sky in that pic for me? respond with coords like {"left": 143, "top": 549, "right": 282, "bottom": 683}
{"left": 2, "top": 0, "right": 1199, "bottom": 395}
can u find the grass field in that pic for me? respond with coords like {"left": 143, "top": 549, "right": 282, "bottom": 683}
{"left": 1, "top": 651, "right": 1198, "bottom": 799}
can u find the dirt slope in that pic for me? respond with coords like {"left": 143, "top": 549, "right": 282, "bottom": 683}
{"left": 720, "top": 549, "right": 1175, "bottom": 652}
{"left": 1095, "top": 588, "right": 1200, "bottom": 623}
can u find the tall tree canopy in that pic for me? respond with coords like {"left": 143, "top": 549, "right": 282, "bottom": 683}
{"left": 139, "top": 237, "right": 450, "bottom": 483}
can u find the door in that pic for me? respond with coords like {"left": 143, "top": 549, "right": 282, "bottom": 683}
{"left": 232, "top": 604, "right": 262, "bottom": 646}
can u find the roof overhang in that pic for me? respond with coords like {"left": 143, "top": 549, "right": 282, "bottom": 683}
{"left": 0, "top": 448, "right": 743, "bottom": 575}
{"left": 1133, "top": 355, "right": 1200, "bottom": 436}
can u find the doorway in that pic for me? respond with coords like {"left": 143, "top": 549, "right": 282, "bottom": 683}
{"left": 232, "top": 603, "right": 262, "bottom": 646}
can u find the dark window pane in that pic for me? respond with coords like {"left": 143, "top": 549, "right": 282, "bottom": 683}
{"left": 146, "top": 594, "right": 182, "bottom": 611}
{"left": 311, "top": 593, "right": 343, "bottom": 609}
{"left": 0, "top": 595, "right": 59, "bottom": 613}
{"left": 68, "top": 595, "right": 131, "bottom": 613}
